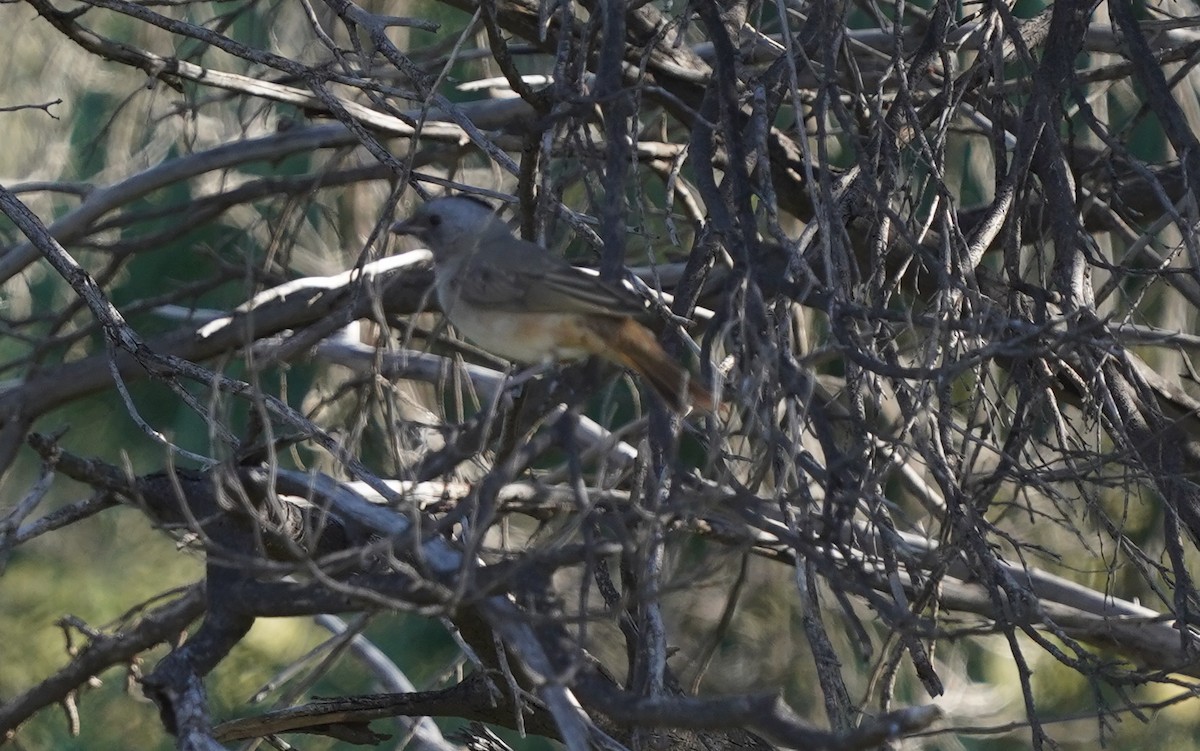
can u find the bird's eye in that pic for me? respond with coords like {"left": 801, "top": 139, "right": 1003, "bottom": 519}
{"left": 428, "top": 214, "right": 442, "bottom": 228}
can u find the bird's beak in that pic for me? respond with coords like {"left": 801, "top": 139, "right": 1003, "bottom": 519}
{"left": 390, "top": 218, "right": 415, "bottom": 236}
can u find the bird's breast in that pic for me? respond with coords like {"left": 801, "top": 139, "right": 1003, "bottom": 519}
{"left": 437, "top": 287, "right": 605, "bottom": 364}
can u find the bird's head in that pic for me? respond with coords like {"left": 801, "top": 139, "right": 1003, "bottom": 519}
{"left": 390, "top": 196, "right": 510, "bottom": 259}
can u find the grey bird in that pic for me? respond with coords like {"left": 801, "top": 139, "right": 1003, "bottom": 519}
{"left": 391, "top": 196, "right": 714, "bottom": 413}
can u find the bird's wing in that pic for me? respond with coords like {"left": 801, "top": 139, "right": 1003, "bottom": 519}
{"left": 531, "top": 264, "right": 651, "bottom": 317}
{"left": 456, "top": 241, "right": 649, "bottom": 318}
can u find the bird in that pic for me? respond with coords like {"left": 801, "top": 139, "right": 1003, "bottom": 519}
{"left": 390, "top": 196, "right": 715, "bottom": 413}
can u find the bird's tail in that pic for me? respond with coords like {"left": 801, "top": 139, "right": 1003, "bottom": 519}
{"left": 591, "top": 317, "right": 716, "bottom": 414}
